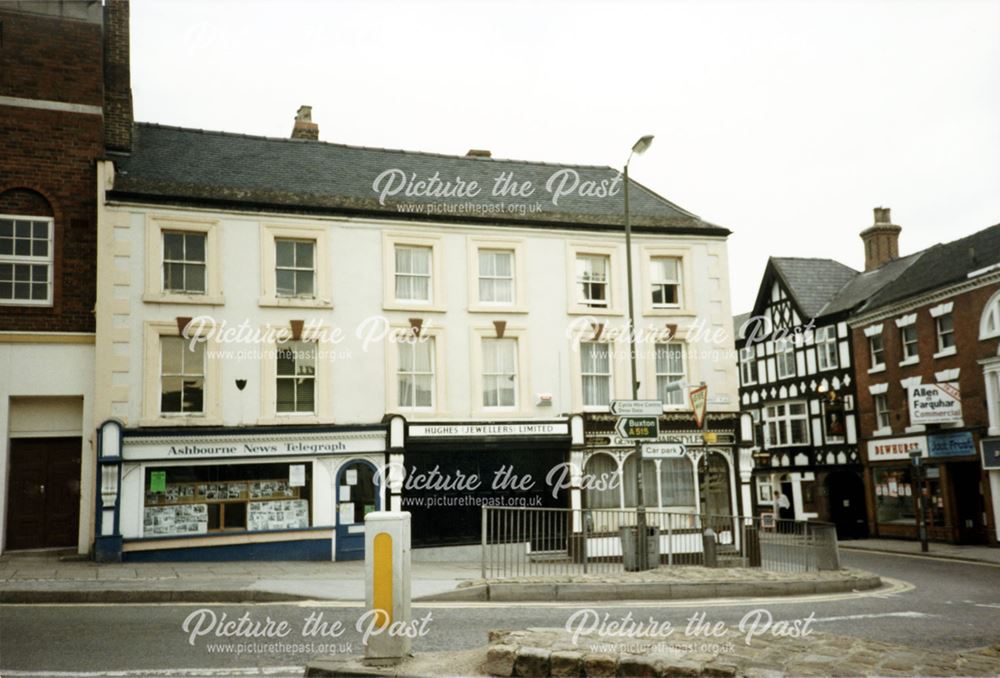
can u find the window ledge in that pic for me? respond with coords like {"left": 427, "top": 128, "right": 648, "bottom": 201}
{"left": 644, "top": 307, "right": 697, "bottom": 318}
{"left": 143, "top": 293, "right": 225, "bottom": 306}
{"left": 872, "top": 427, "right": 893, "bottom": 437}
{"left": 868, "top": 364, "right": 886, "bottom": 374}
{"left": 904, "top": 425, "right": 926, "bottom": 433}
{"left": 989, "top": 427, "right": 1000, "bottom": 437}
{"left": 467, "top": 304, "right": 529, "bottom": 314}
{"left": 259, "top": 296, "right": 333, "bottom": 309}
{"left": 933, "top": 346, "right": 958, "bottom": 359}
{"left": 257, "top": 416, "right": 327, "bottom": 426}
{"left": 382, "top": 301, "right": 447, "bottom": 313}
{"left": 139, "top": 417, "right": 223, "bottom": 428}
{"left": 899, "top": 356, "right": 920, "bottom": 367}
{"left": 568, "top": 306, "right": 624, "bottom": 317}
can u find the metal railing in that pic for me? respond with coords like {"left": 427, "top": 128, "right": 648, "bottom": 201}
{"left": 481, "top": 506, "right": 839, "bottom": 580}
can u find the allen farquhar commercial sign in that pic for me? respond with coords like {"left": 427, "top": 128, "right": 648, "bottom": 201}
{"left": 907, "top": 383, "right": 962, "bottom": 425}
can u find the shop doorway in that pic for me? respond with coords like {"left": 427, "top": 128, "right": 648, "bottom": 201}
{"left": 334, "top": 460, "right": 379, "bottom": 561}
{"left": 5, "top": 437, "right": 81, "bottom": 550}
{"left": 826, "top": 470, "right": 868, "bottom": 539}
{"left": 950, "top": 462, "right": 988, "bottom": 544}
{"left": 698, "top": 452, "right": 733, "bottom": 516}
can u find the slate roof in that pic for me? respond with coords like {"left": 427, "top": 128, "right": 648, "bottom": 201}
{"left": 858, "top": 222, "right": 1000, "bottom": 313}
{"left": 819, "top": 252, "right": 922, "bottom": 316}
{"left": 733, "top": 312, "right": 752, "bottom": 341}
{"left": 108, "top": 123, "right": 728, "bottom": 235}
{"left": 769, "top": 257, "right": 860, "bottom": 318}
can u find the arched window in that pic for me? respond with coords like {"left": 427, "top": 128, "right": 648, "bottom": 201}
{"left": 660, "top": 457, "right": 696, "bottom": 508}
{"left": 982, "top": 289, "right": 1000, "bottom": 340}
{"left": 0, "top": 188, "right": 55, "bottom": 306}
{"left": 583, "top": 453, "right": 620, "bottom": 509}
{"left": 698, "top": 452, "right": 732, "bottom": 516}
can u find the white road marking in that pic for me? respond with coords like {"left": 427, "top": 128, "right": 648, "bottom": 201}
{"left": 810, "top": 611, "right": 934, "bottom": 623}
{"left": 973, "top": 602, "right": 1000, "bottom": 609}
{"left": 0, "top": 669, "right": 303, "bottom": 677}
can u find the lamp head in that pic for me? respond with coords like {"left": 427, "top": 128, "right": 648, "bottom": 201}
{"left": 632, "top": 135, "right": 654, "bottom": 155}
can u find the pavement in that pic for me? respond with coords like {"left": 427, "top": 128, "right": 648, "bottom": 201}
{"left": 0, "top": 550, "right": 881, "bottom": 604}
{"left": 839, "top": 537, "right": 1000, "bottom": 565}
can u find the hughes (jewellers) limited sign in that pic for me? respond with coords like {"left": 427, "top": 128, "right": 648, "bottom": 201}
{"left": 908, "top": 383, "right": 962, "bottom": 424}
{"left": 122, "top": 434, "right": 384, "bottom": 461}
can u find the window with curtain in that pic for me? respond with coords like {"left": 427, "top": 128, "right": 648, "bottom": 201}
{"left": 160, "top": 336, "right": 204, "bottom": 415}
{"left": 581, "top": 341, "right": 611, "bottom": 407}
{"left": 478, "top": 249, "right": 514, "bottom": 304}
{"left": 394, "top": 245, "right": 432, "bottom": 302}
{"left": 398, "top": 337, "right": 435, "bottom": 408}
{"left": 650, "top": 256, "right": 681, "bottom": 307}
{"left": 583, "top": 454, "right": 620, "bottom": 509}
{"left": 655, "top": 342, "right": 685, "bottom": 405}
{"left": 659, "top": 457, "right": 695, "bottom": 508}
{"left": 482, "top": 338, "right": 517, "bottom": 407}
{"left": 576, "top": 254, "right": 609, "bottom": 307}
{"left": 275, "top": 238, "right": 315, "bottom": 298}
{"left": 276, "top": 341, "right": 316, "bottom": 413}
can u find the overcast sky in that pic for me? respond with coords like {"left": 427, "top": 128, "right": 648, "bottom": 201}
{"left": 131, "top": 0, "right": 1000, "bottom": 314}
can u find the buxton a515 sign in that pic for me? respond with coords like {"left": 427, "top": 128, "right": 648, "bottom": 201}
{"left": 614, "top": 416, "right": 660, "bottom": 440}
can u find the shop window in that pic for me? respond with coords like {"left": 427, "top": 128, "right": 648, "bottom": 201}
{"left": 873, "top": 467, "right": 914, "bottom": 525}
{"left": 160, "top": 337, "right": 205, "bottom": 415}
{"left": 623, "top": 454, "right": 658, "bottom": 508}
{"left": 143, "top": 462, "right": 311, "bottom": 537}
{"left": 581, "top": 341, "right": 612, "bottom": 408}
{"left": 659, "top": 457, "right": 695, "bottom": 508}
{"left": 276, "top": 341, "right": 316, "bottom": 414}
{"left": 275, "top": 238, "right": 316, "bottom": 298}
{"left": 655, "top": 343, "right": 686, "bottom": 406}
{"left": 583, "top": 454, "right": 620, "bottom": 509}
{"left": 816, "top": 326, "right": 838, "bottom": 371}
{"left": 163, "top": 231, "right": 206, "bottom": 294}
{"left": 0, "top": 215, "right": 52, "bottom": 305}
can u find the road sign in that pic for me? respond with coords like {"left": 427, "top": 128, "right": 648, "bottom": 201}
{"left": 610, "top": 399, "right": 663, "bottom": 416}
{"left": 689, "top": 385, "right": 708, "bottom": 428}
{"left": 642, "top": 443, "right": 685, "bottom": 459}
{"left": 615, "top": 416, "right": 660, "bottom": 440}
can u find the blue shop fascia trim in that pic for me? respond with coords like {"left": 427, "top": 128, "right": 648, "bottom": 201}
{"left": 122, "top": 524, "right": 336, "bottom": 562}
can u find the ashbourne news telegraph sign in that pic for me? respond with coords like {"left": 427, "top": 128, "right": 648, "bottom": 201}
{"left": 908, "top": 383, "right": 962, "bottom": 425}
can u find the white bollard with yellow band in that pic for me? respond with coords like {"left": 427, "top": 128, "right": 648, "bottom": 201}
{"left": 363, "top": 511, "right": 412, "bottom": 664}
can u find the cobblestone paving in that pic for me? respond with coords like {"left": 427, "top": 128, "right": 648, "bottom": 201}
{"left": 462, "top": 567, "right": 878, "bottom": 588}
{"left": 481, "top": 628, "right": 1000, "bottom": 677}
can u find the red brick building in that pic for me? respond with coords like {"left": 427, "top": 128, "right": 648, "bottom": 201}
{"left": 850, "top": 220, "right": 1000, "bottom": 545}
{"left": 0, "top": 0, "right": 132, "bottom": 554}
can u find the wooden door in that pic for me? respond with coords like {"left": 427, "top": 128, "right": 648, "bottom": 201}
{"left": 5, "top": 438, "right": 81, "bottom": 550}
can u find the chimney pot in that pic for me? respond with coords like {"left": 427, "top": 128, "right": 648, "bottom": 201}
{"left": 291, "top": 105, "right": 319, "bottom": 141}
{"left": 860, "top": 206, "right": 902, "bottom": 272}
{"left": 466, "top": 149, "right": 492, "bottom": 158}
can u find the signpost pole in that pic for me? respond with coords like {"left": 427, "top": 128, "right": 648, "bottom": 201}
{"left": 910, "top": 451, "right": 929, "bottom": 553}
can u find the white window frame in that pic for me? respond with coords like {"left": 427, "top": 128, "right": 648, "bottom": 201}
{"left": 481, "top": 337, "right": 519, "bottom": 410}
{"left": 576, "top": 253, "right": 610, "bottom": 309}
{"left": 816, "top": 326, "right": 839, "bottom": 371}
{"left": 649, "top": 256, "right": 682, "bottom": 309}
{"left": 900, "top": 324, "right": 919, "bottom": 364}
{"left": 275, "top": 340, "right": 317, "bottom": 415}
{"left": 984, "top": 361, "right": 1000, "bottom": 436}
{"left": 0, "top": 214, "right": 54, "bottom": 307}
{"left": 398, "top": 335, "right": 437, "bottom": 411}
{"left": 762, "top": 401, "right": 810, "bottom": 448}
{"left": 567, "top": 243, "right": 621, "bottom": 316}
{"left": 144, "top": 215, "right": 223, "bottom": 305}
{"left": 141, "top": 321, "right": 221, "bottom": 425}
{"left": 981, "top": 289, "right": 1000, "bottom": 340}
{"left": 259, "top": 223, "right": 330, "bottom": 308}
{"left": 654, "top": 342, "right": 687, "bottom": 408}
{"left": 385, "top": 324, "right": 447, "bottom": 415}
{"left": 383, "top": 232, "right": 445, "bottom": 312}
{"left": 467, "top": 237, "right": 527, "bottom": 312}
{"left": 776, "top": 339, "right": 796, "bottom": 380}
{"left": 580, "top": 341, "right": 613, "bottom": 410}
{"left": 471, "top": 326, "right": 530, "bottom": 415}
{"left": 274, "top": 237, "right": 317, "bottom": 300}
{"left": 158, "top": 335, "right": 205, "bottom": 416}
{"left": 162, "top": 230, "right": 207, "bottom": 295}
{"left": 640, "top": 245, "right": 694, "bottom": 316}
{"left": 873, "top": 393, "right": 891, "bottom": 434}
{"left": 740, "top": 346, "right": 757, "bottom": 385}
{"left": 934, "top": 313, "right": 956, "bottom": 357}
{"left": 868, "top": 333, "right": 885, "bottom": 372}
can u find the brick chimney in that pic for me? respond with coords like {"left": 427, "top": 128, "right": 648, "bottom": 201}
{"left": 103, "top": 0, "right": 134, "bottom": 153}
{"left": 860, "top": 207, "right": 902, "bottom": 272}
{"left": 291, "top": 106, "right": 319, "bottom": 140}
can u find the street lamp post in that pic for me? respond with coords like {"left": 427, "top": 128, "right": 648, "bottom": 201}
{"left": 909, "top": 450, "right": 929, "bottom": 553}
{"left": 624, "top": 134, "right": 654, "bottom": 570}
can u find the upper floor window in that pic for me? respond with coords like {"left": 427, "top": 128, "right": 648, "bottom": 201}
{"left": 0, "top": 216, "right": 52, "bottom": 305}
{"left": 740, "top": 347, "right": 758, "bottom": 385}
{"left": 763, "top": 401, "right": 809, "bottom": 447}
{"left": 874, "top": 393, "right": 891, "bottom": 431}
{"left": 275, "top": 238, "right": 315, "bottom": 299}
{"left": 982, "top": 290, "right": 1000, "bottom": 340}
{"left": 581, "top": 341, "right": 612, "bottom": 408}
{"left": 163, "top": 231, "right": 206, "bottom": 294}
{"left": 900, "top": 325, "right": 918, "bottom": 362}
{"left": 160, "top": 336, "right": 204, "bottom": 415}
{"left": 576, "top": 254, "right": 609, "bottom": 308}
{"left": 655, "top": 342, "right": 686, "bottom": 406}
{"left": 650, "top": 256, "right": 681, "bottom": 308}
{"left": 398, "top": 337, "right": 435, "bottom": 409}
{"left": 478, "top": 249, "right": 514, "bottom": 304}
{"left": 776, "top": 339, "right": 796, "bottom": 379}
{"left": 276, "top": 341, "right": 316, "bottom": 414}
{"left": 985, "top": 363, "right": 1000, "bottom": 435}
{"left": 482, "top": 338, "right": 518, "bottom": 408}
{"left": 816, "top": 326, "right": 838, "bottom": 370}
{"left": 869, "top": 334, "right": 885, "bottom": 369}
{"left": 395, "top": 245, "right": 432, "bottom": 302}
{"left": 936, "top": 314, "right": 955, "bottom": 353}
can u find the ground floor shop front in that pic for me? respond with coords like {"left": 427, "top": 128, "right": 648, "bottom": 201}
{"left": 864, "top": 431, "right": 996, "bottom": 545}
